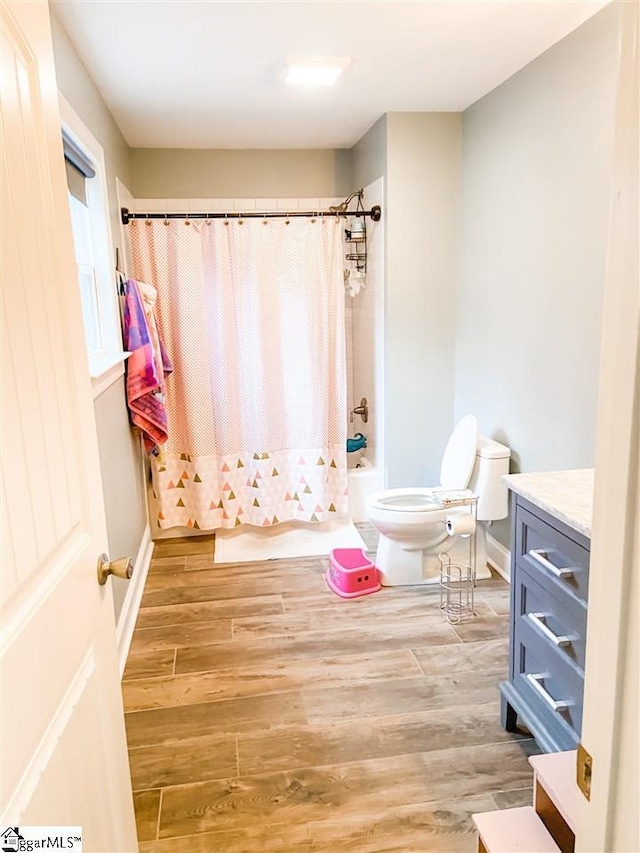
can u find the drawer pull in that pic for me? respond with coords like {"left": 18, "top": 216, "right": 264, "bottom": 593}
{"left": 528, "top": 548, "right": 574, "bottom": 578}
{"left": 526, "top": 673, "right": 571, "bottom": 712}
{"left": 527, "top": 612, "right": 572, "bottom": 647}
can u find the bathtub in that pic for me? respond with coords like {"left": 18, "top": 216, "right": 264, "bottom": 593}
{"left": 347, "top": 455, "right": 381, "bottom": 523}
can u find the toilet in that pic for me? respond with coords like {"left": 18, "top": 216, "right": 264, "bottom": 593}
{"left": 366, "top": 415, "right": 510, "bottom": 585}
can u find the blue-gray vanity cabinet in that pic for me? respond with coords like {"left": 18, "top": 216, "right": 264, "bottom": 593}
{"left": 499, "top": 494, "right": 590, "bottom": 753}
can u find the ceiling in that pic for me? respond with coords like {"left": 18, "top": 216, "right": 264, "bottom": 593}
{"left": 51, "top": 0, "right": 609, "bottom": 150}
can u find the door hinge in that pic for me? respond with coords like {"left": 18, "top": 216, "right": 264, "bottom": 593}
{"left": 577, "top": 742, "right": 593, "bottom": 800}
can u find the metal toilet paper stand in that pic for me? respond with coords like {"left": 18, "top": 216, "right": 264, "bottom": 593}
{"left": 438, "top": 494, "right": 478, "bottom": 624}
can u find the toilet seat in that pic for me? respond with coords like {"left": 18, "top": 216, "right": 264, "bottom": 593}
{"left": 367, "top": 487, "right": 440, "bottom": 513}
{"left": 366, "top": 488, "right": 454, "bottom": 532}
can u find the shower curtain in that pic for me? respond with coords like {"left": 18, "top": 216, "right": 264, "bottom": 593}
{"left": 130, "top": 216, "right": 347, "bottom": 530}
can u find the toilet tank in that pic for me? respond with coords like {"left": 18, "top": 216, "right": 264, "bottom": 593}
{"left": 468, "top": 436, "right": 510, "bottom": 521}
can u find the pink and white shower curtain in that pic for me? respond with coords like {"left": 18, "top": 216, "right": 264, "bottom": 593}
{"left": 130, "top": 215, "right": 347, "bottom": 530}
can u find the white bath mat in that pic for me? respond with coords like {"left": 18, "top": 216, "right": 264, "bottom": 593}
{"left": 214, "top": 517, "right": 367, "bottom": 564}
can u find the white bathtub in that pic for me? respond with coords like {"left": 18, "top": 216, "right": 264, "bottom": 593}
{"left": 347, "top": 455, "right": 381, "bottom": 523}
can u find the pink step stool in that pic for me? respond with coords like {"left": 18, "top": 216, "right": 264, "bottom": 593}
{"left": 326, "top": 548, "right": 381, "bottom": 598}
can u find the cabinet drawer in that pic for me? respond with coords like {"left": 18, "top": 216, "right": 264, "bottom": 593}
{"left": 515, "top": 503, "right": 589, "bottom": 605}
{"left": 513, "top": 615, "right": 584, "bottom": 746}
{"left": 513, "top": 560, "right": 587, "bottom": 671}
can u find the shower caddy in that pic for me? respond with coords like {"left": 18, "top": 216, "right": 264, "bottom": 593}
{"left": 344, "top": 189, "right": 369, "bottom": 272}
{"left": 438, "top": 492, "right": 478, "bottom": 624}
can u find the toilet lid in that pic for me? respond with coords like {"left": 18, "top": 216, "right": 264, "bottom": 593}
{"left": 439, "top": 414, "right": 478, "bottom": 490}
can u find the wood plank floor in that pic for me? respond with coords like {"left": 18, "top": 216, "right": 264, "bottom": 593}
{"left": 123, "top": 524, "right": 537, "bottom": 852}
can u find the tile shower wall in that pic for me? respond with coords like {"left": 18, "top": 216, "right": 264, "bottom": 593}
{"left": 345, "top": 295, "right": 355, "bottom": 430}
{"left": 350, "top": 177, "right": 384, "bottom": 473}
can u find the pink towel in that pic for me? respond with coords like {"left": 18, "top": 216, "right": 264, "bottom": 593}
{"left": 123, "top": 279, "right": 172, "bottom": 454}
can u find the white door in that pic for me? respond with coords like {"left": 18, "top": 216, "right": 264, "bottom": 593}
{"left": 576, "top": 2, "right": 639, "bottom": 851}
{"left": 0, "top": 1, "right": 138, "bottom": 850}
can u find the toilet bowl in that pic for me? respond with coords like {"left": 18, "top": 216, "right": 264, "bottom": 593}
{"left": 366, "top": 415, "right": 510, "bottom": 586}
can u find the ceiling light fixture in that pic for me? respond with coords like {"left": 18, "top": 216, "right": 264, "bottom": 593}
{"left": 283, "top": 56, "right": 351, "bottom": 87}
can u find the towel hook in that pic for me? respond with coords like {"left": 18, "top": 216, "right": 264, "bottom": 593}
{"left": 115, "top": 247, "right": 126, "bottom": 295}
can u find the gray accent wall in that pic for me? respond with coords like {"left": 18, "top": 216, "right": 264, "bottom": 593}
{"left": 351, "top": 116, "right": 387, "bottom": 192}
{"left": 130, "top": 148, "right": 353, "bottom": 198}
{"left": 455, "top": 5, "right": 620, "bottom": 547}
{"left": 51, "top": 13, "right": 148, "bottom": 619}
{"left": 385, "top": 113, "right": 463, "bottom": 487}
{"left": 50, "top": 15, "right": 132, "bottom": 246}
{"left": 93, "top": 383, "right": 147, "bottom": 618}
{"left": 351, "top": 113, "right": 463, "bottom": 489}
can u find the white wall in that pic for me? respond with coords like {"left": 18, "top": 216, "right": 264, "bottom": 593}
{"left": 455, "top": 4, "right": 620, "bottom": 546}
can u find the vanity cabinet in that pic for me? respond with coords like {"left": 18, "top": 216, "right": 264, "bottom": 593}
{"left": 500, "top": 493, "right": 590, "bottom": 753}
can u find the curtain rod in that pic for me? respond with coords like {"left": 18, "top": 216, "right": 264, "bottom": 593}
{"left": 120, "top": 205, "right": 382, "bottom": 225}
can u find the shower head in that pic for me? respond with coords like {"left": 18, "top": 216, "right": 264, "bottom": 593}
{"left": 329, "top": 189, "right": 363, "bottom": 215}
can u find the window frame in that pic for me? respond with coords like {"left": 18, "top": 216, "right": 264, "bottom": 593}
{"left": 59, "top": 94, "right": 129, "bottom": 398}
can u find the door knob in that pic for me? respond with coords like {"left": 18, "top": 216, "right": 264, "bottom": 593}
{"left": 97, "top": 553, "right": 134, "bottom": 585}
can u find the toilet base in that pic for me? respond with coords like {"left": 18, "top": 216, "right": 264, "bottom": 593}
{"left": 376, "top": 526, "right": 491, "bottom": 586}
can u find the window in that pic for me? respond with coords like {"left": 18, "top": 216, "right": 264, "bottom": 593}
{"left": 60, "top": 97, "right": 128, "bottom": 395}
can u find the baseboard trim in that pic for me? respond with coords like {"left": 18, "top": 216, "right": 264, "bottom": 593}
{"left": 487, "top": 532, "right": 511, "bottom": 582}
{"left": 116, "top": 524, "right": 154, "bottom": 679}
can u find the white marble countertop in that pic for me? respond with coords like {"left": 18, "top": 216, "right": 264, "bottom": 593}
{"left": 503, "top": 468, "right": 594, "bottom": 539}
